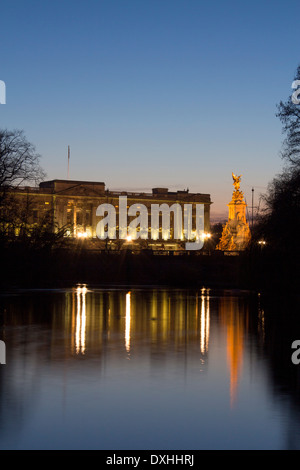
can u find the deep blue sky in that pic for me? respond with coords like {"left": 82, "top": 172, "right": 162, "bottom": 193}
{"left": 1, "top": 0, "right": 300, "bottom": 217}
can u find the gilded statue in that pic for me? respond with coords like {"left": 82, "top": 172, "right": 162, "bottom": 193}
{"left": 232, "top": 173, "right": 242, "bottom": 191}
{"left": 216, "top": 172, "right": 251, "bottom": 251}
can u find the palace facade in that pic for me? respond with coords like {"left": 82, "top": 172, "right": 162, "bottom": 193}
{"left": 9, "top": 179, "right": 212, "bottom": 251}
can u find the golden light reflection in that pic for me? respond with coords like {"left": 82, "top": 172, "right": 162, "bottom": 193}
{"left": 75, "top": 285, "right": 87, "bottom": 355}
{"left": 227, "top": 321, "right": 243, "bottom": 408}
{"left": 219, "top": 297, "right": 247, "bottom": 408}
{"left": 125, "top": 292, "right": 131, "bottom": 353}
{"left": 200, "top": 290, "right": 210, "bottom": 354}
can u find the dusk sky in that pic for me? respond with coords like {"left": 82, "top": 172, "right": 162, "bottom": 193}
{"left": 1, "top": 0, "right": 300, "bottom": 218}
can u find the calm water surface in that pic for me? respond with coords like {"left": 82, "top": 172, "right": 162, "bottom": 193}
{"left": 0, "top": 286, "right": 299, "bottom": 450}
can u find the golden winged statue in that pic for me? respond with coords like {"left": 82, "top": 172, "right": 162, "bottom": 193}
{"left": 232, "top": 173, "right": 242, "bottom": 191}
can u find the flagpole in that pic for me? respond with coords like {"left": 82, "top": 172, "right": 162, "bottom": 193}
{"left": 67, "top": 145, "right": 70, "bottom": 179}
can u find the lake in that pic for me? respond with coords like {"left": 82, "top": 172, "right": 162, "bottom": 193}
{"left": 0, "top": 286, "right": 299, "bottom": 450}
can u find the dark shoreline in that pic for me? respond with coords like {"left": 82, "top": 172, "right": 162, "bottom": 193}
{"left": 0, "top": 246, "right": 298, "bottom": 294}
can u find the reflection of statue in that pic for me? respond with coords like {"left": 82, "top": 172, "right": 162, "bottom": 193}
{"left": 232, "top": 173, "right": 242, "bottom": 191}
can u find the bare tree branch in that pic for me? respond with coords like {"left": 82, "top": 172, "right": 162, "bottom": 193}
{"left": 0, "top": 129, "right": 46, "bottom": 189}
{"left": 276, "top": 65, "right": 300, "bottom": 167}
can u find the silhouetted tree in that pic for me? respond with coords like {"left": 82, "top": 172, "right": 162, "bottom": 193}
{"left": 0, "top": 129, "right": 45, "bottom": 193}
{"left": 276, "top": 65, "right": 300, "bottom": 166}
{"left": 253, "top": 165, "right": 300, "bottom": 253}
{"left": 210, "top": 222, "right": 224, "bottom": 249}
{"left": 0, "top": 129, "right": 45, "bottom": 235}
{"left": 0, "top": 129, "right": 71, "bottom": 252}
{"left": 253, "top": 65, "right": 300, "bottom": 256}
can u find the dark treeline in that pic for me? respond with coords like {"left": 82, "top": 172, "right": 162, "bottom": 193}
{"left": 0, "top": 241, "right": 297, "bottom": 293}
{"left": 249, "top": 64, "right": 300, "bottom": 293}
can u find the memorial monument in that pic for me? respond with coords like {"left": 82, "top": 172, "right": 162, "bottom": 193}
{"left": 216, "top": 173, "right": 251, "bottom": 251}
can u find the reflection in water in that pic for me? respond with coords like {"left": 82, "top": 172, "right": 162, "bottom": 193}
{"left": 0, "top": 287, "right": 299, "bottom": 449}
{"left": 75, "top": 285, "right": 87, "bottom": 355}
{"left": 219, "top": 297, "right": 247, "bottom": 408}
{"left": 67, "top": 288, "right": 211, "bottom": 365}
{"left": 200, "top": 288, "right": 210, "bottom": 354}
{"left": 257, "top": 294, "right": 265, "bottom": 343}
{"left": 125, "top": 291, "right": 131, "bottom": 353}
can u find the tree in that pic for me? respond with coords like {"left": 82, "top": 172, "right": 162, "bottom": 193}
{"left": 276, "top": 65, "right": 300, "bottom": 166}
{"left": 253, "top": 65, "right": 300, "bottom": 257}
{"left": 0, "top": 129, "right": 45, "bottom": 190}
{"left": 254, "top": 165, "right": 300, "bottom": 252}
{"left": 0, "top": 129, "right": 60, "bottom": 249}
